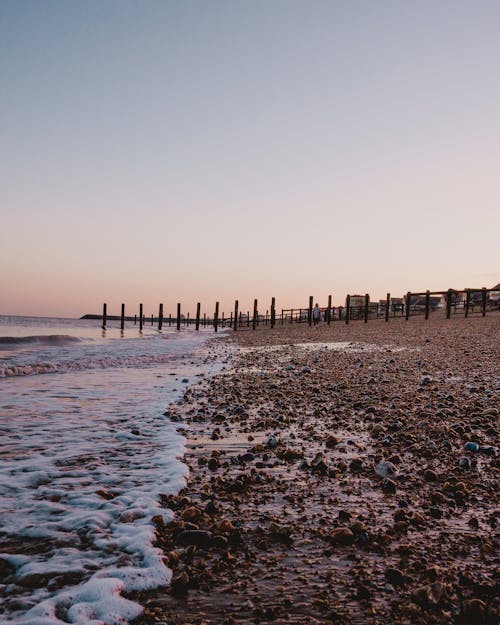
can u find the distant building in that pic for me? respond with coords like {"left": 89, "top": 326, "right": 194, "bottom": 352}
{"left": 490, "top": 283, "right": 500, "bottom": 302}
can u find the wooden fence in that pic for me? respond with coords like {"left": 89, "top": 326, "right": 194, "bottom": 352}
{"left": 91, "top": 287, "right": 498, "bottom": 331}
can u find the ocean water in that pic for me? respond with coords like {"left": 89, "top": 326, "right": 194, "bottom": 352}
{"left": 0, "top": 316, "right": 231, "bottom": 625}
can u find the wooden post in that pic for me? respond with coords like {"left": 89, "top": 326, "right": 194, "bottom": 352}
{"left": 290, "top": 309, "right": 293, "bottom": 324}
{"left": 151, "top": 314, "right": 154, "bottom": 325}
{"left": 158, "top": 303, "right": 163, "bottom": 330}
{"left": 271, "top": 297, "right": 276, "bottom": 328}
{"left": 364, "top": 293, "right": 369, "bottom": 323}
{"left": 424, "top": 290, "right": 430, "bottom": 320}
{"left": 102, "top": 303, "right": 107, "bottom": 329}
{"left": 385, "top": 293, "right": 390, "bottom": 322}
{"left": 121, "top": 303, "right": 125, "bottom": 330}
{"left": 177, "top": 303, "right": 181, "bottom": 331}
{"left": 169, "top": 314, "right": 172, "bottom": 327}
{"left": 234, "top": 300, "right": 239, "bottom": 331}
{"left": 481, "top": 287, "right": 487, "bottom": 316}
{"left": 195, "top": 303, "right": 201, "bottom": 330}
{"left": 327, "top": 295, "right": 332, "bottom": 325}
{"left": 405, "top": 292, "right": 411, "bottom": 321}
{"left": 139, "top": 303, "right": 143, "bottom": 330}
{"left": 214, "top": 302, "right": 219, "bottom": 332}
{"left": 203, "top": 313, "right": 206, "bottom": 327}
{"left": 134, "top": 314, "right": 137, "bottom": 325}
{"left": 252, "top": 299, "right": 258, "bottom": 331}
{"left": 465, "top": 289, "right": 470, "bottom": 318}
{"left": 446, "top": 290, "right": 452, "bottom": 319}
{"left": 345, "top": 295, "right": 350, "bottom": 324}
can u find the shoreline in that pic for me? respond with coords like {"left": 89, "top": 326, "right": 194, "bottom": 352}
{"left": 133, "top": 314, "right": 498, "bottom": 625}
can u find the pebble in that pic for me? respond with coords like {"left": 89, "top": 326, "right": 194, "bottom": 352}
{"left": 175, "top": 530, "right": 214, "bottom": 548}
{"left": 375, "top": 460, "right": 399, "bottom": 479}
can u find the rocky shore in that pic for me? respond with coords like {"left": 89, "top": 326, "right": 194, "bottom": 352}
{"left": 132, "top": 314, "right": 499, "bottom": 625}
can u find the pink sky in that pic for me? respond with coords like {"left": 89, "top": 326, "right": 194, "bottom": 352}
{"left": 1, "top": 1, "right": 498, "bottom": 318}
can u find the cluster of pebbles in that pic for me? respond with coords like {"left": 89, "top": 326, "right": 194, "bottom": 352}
{"left": 132, "top": 314, "right": 499, "bottom": 625}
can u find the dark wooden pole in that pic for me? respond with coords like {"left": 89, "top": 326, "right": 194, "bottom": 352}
{"left": 252, "top": 299, "right": 258, "bottom": 331}
{"left": 151, "top": 314, "right": 154, "bottom": 325}
{"left": 446, "top": 290, "right": 452, "bottom": 319}
{"left": 177, "top": 303, "right": 181, "bottom": 331}
{"left": 385, "top": 293, "right": 390, "bottom": 322}
{"left": 196, "top": 303, "right": 201, "bottom": 330}
{"left": 234, "top": 300, "right": 239, "bottom": 331}
{"left": 271, "top": 297, "right": 276, "bottom": 328}
{"left": 158, "top": 303, "right": 163, "bottom": 330}
{"left": 102, "top": 303, "right": 107, "bottom": 329}
{"left": 214, "top": 302, "right": 219, "bottom": 332}
{"left": 121, "top": 303, "right": 125, "bottom": 330}
{"left": 405, "top": 292, "right": 411, "bottom": 321}
{"left": 308, "top": 296, "right": 313, "bottom": 326}
{"left": 424, "top": 290, "right": 430, "bottom": 320}
{"left": 327, "top": 295, "right": 332, "bottom": 325}
{"left": 465, "top": 289, "right": 470, "bottom": 318}
{"left": 481, "top": 287, "right": 487, "bottom": 316}
{"left": 134, "top": 314, "right": 137, "bottom": 325}
{"left": 139, "top": 303, "right": 143, "bottom": 330}
{"left": 364, "top": 293, "right": 369, "bottom": 323}
{"left": 345, "top": 295, "right": 350, "bottom": 324}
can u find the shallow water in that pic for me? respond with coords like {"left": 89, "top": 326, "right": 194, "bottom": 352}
{"left": 0, "top": 316, "right": 230, "bottom": 624}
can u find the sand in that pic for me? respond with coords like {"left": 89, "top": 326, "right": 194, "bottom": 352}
{"left": 131, "top": 313, "right": 499, "bottom": 625}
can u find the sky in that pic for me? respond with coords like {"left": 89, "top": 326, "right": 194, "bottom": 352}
{"left": 1, "top": 0, "right": 499, "bottom": 318}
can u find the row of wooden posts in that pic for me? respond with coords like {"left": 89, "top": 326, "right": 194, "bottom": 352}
{"left": 100, "top": 288, "right": 495, "bottom": 331}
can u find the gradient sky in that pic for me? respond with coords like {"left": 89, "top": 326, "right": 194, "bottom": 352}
{"left": 1, "top": 0, "right": 499, "bottom": 318}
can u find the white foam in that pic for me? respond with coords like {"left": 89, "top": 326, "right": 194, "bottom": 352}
{"left": 0, "top": 321, "right": 234, "bottom": 624}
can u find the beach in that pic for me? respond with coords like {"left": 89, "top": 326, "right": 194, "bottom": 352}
{"left": 132, "top": 313, "right": 499, "bottom": 625}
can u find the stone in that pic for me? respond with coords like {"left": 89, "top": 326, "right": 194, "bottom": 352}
{"left": 175, "top": 530, "right": 213, "bottom": 548}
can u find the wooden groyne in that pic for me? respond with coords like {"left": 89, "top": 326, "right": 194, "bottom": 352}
{"left": 84, "top": 286, "right": 499, "bottom": 332}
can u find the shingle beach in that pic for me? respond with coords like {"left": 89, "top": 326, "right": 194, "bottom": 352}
{"left": 133, "top": 313, "right": 499, "bottom": 625}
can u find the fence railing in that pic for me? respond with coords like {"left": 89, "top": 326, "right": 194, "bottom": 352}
{"left": 88, "top": 287, "right": 499, "bottom": 332}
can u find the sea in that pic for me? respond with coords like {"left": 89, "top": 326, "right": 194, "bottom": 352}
{"left": 0, "top": 315, "right": 232, "bottom": 625}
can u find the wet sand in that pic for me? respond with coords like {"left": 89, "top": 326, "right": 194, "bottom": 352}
{"left": 132, "top": 313, "right": 499, "bottom": 625}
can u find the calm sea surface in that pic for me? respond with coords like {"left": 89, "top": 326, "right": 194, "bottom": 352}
{"left": 0, "top": 316, "right": 231, "bottom": 625}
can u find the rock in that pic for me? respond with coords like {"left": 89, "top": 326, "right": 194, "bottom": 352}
{"left": 311, "top": 452, "right": 328, "bottom": 474}
{"left": 325, "top": 435, "right": 341, "bottom": 448}
{"left": 349, "top": 457, "right": 364, "bottom": 471}
{"left": 479, "top": 445, "right": 495, "bottom": 455}
{"left": 179, "top": 506, "right": 202, "bottom": 522}
{"left": 208, "top": 457, "right": 220, "bottom": 471}
{"left": 327, "top": 527, "right": 354, "bottom": 545}
{"left": 428, "top": 506, "right": 442, "bottom": 519}
{"left": 240, "top": 452, "right": 255, "bottom": 463}
{"left": 456, "top": 598, "right": 487, "bottom": 624}
{"left": 217, "top": 519, "right": 234, "bottom": 533}
{"left": 464, "top": 441, "right": 480, "bottom": 452}
{"left": 175, "top": 530, "right": 213, "bottom": 548}
{"left": 385, "top": 568, "right": 406, "bottom": 586}
{"left": 170, "top": 570, "right": 190, "bottom": 594}
{"left": 266, "top": 435, "right": 279, "bottom": 448}
{"left": 424, "top": 469, "right": 438, "bottom": 482}
{"left": 413, "top": 582, "right": 445, "bottom": 606}
{"left": 459, "top": 456, "right": 472, "bottom": 470}
{"left": 375, "top": 460, "right": 399, "bottom": 479}
{"left": 381, "top": 478, "right": 397, "bottom": 494}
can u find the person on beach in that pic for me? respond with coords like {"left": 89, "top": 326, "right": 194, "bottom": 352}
{"left": 313, "top": 302, "right": 321, "bottom": 326}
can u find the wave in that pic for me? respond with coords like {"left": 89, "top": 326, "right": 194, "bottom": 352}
{"left": 0, "top": 334, "right": 82, "bottom": 346}
{"left": 0, "top": 351, "right": 196, "bottom": 378}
